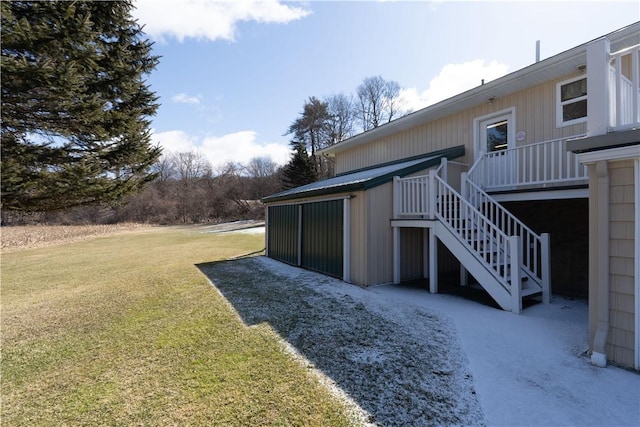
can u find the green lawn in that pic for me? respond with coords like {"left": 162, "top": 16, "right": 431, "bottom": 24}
{"left": 1, "top": 226, "right": 356, "bottom": 426}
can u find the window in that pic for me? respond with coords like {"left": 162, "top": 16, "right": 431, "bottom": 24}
{"left": 557, "top": 76, "right": 587, "bottom": 127}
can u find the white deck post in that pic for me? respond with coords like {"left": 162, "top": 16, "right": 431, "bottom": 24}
{"left": 540, "top": 232, "right": 551, "bottom": 304}
{"left": 459, "top": 171, "right": 469, "bottom": 287}
{"left": 440, "top": 157, "right": 448, "bottom": 180}
{"left": 460, "top": 172, "right": 468, "bottom": 222}
{"left": 393, "top": 176, "right": 401, "bottom": 218}
{"left": 509, "top": 235, "right": 522, "bottom": 314}
{"left": 428, "top": 169, "right": 437, "bottom": 219}
{"left": 586, "top": 37, "right": 611, "bottom": 136}
{"left": 393, "top": 226, "right": 401, "bottom": 284}
{"left": 429, "top": 227, "right": 438, "bottom": 293}
{"left": 423, "top": 228, "right": 430, "bottom": 279}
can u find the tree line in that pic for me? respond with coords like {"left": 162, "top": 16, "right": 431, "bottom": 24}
{"left": 283, "top": 76, "right": 406, "bottom": 186}
{"left": 1, "top": 151, "right": 283, "bottom": 225}
{"left": 0, "top": 1, "right": 409, "bottom": 225}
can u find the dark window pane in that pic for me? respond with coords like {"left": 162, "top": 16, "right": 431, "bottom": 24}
{"left": 486, "top": 120, "right": 508, "bottom": 152}
{"left": 561, "top": 78, "right": 587, "bottom": 102}
{"left": 562, "top": 99, "right": 587, "bottom": 122}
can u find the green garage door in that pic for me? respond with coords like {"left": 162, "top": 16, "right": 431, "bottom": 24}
{"left": 301, "top": 200, "right": 343, "bottom": 278}
{"left": 267, "top": 204, "right": 299, "bottom": 266}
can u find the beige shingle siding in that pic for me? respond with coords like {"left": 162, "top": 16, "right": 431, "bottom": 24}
{"left": 608, "top": 160, "right": 636, "bottom": 367}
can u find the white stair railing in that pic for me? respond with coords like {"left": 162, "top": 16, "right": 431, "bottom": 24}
{"left": 467, "top": 135, "right": 587, "bottom": 192}
{"left": 393, "top": 164, "right": 551, "bottom": 311}
{"left": 430, "top": 170, "right": 519, "bottom": 296}
{"left": 462, "top": 174, "right": 550, "bottom": 302}
{"left": 395, "top": 171, "right": 515, "bottom": 284}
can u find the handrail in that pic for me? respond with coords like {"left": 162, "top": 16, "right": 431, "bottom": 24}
{"left": 431, "top": 171, "right": 514, "bottom": 291}
{"left": 467, "top": 135, "right": 587, "bottom": 191}
{"left": 393, "top": 165, "right": 551, "bottom": 306}
{"left": 464, "top": 176, "right": 546, "bottom": 288}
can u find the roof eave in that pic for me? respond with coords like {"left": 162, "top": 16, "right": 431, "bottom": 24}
{"left": 319, "top": 22, "right": 640, "bottom": 157}
{"left": 262, "top": 145, "right": 465, "bottom": 204}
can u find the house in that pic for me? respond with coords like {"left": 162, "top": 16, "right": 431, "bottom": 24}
{"left": 262, "top": 22, "right": 640, "bottom": 370}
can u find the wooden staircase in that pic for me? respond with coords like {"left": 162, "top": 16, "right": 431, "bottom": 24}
{"left": 393, "top": 161, "right": 550, "bottom": 313}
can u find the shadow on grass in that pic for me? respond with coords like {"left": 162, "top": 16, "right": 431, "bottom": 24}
{"left": 196, "top": 256, "right": 484, "bottom": 427}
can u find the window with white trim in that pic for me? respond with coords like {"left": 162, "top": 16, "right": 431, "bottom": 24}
{"left": 556, "top": 76, "right": 587, "bottom": 127}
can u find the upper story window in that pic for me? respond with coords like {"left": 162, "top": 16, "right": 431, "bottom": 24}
{"left": 556, "top": 76, "right": 587, "bottom": 127}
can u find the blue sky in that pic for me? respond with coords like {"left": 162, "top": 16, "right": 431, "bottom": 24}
{"left": 132, "top": 1, "right": 639, "bottom": 169}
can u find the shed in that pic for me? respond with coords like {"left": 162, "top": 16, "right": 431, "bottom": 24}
{"left": 262, "top": 145, "right": 465, "bottom": 285}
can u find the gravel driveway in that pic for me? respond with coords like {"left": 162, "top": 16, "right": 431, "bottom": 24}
{"left": 199, "top": 256, "right": 485, "bottom": 426}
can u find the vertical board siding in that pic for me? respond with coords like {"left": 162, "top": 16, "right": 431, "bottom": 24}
{"left": 607, "top": 160, "right": 636, "bottom": 367}
{"left": 301, "top": 200, "right": 344, "bottom": 278}
{"left": 267, "top": 205, "right": 299, "bottom": 265}
{"left": 365, "top": 183, "right": 395, "bottom": 285}
{"left": 335, "top": 73, "right": 587, "bottom": 175}
{"left": 349, "top": 191, "right": 368, "bottom": 285}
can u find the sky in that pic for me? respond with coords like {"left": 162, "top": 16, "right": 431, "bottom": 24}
{"left": 131, "top": 1, "right": 640, "bottom": 170}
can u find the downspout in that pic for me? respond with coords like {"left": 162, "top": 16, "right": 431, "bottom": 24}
{"left": 591, "top": 160, "right": 610, "bottom": 367}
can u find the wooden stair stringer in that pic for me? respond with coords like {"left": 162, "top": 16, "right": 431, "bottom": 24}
{"left": 433, "top": 220, "right": 513, "bottom": 312}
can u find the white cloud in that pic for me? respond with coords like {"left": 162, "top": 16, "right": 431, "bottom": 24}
{"left": 152, "top": 129, "right": 291, "bottom": 169}
{"left": 133, "top": 0, "right": 311, "bottom": 43}
{"left": 400, "top": 60, "right": 510, "bottom": 112}
{"left": 171, "top": 93, "right": 202, "bottom": 105}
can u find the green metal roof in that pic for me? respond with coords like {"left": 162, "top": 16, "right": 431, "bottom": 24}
{"left": 262, "top": 145, "right": 464, "bottom": 203}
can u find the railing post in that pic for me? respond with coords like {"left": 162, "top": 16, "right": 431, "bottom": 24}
{"left": 460, "top": 172, "right": 468, "bottom": 201}
{"left": 428, "top": 169, "right": 437, "bottom": 219}
{"left": 460, "top": 172, "right": 468, "bottom": 224}
{"left": 509, "top": 235, "right": 522, "bottom": 314}
{"left": 393, "top": 176, "right": 401, "bottom": 218}
{"left": 632, "top": 47, "right": 639, "bottom": 125}
{"left": 393, "top": 226, "right": 401, "bottom": 284}
{"left": 440, "top": 157, "right": 448, "bottom": 179}
{"left": 541, "top": 233, "right": 551, "bottom": 304}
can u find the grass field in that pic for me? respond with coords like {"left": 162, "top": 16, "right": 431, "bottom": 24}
{"left": 1, "top": 225, "right": 357, "bottom": 426}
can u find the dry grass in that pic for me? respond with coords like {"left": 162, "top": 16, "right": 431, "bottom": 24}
{"left": 1, "top": 223, "right": 150, "bottom": 251}
{"left": 1, "top": 226, "right": 357, "bottom": 426}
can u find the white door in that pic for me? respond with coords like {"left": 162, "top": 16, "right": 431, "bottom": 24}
{"left": 476, "top": 110, "right": 514, "bottom": 187}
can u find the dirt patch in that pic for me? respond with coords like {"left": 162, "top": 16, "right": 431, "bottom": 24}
{"left": 198, "top": 256, "right": 485, "bottom": 427}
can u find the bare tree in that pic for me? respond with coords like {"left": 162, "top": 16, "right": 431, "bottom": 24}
{"left": 245, "top": 156, "right": 279, "bottom": 178}
{"left": 325, "top": 92, "right": 356, "bottom": 145}
{"left": 174, "top": 151, "right": 210, "bottom": 181}
{"left": 170, "top": 151, "right": 212, "bottom": 223}
{"left": 152, "top": 153, "right": 178, "bottom": 182}
{"left": 356, "top": 76, "right": 403, "bottom": 131}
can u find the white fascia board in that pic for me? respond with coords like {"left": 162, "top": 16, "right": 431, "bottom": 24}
{"left": 577, "top": 144, "right": 640, "bottom": 164}
{"left": 320, "top": 23, "right": 640, "bottom": 157}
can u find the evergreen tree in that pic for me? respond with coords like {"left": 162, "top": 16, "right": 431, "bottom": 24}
{"left": 1, "top": 1, "right": 161, "bottom": 212}
{"left": 281, "top": 143, "right": 317, "bottom": 189}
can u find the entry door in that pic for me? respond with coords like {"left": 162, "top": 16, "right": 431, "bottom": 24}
{"left": 477, "top": 111, "right": 514, "bottom": 186}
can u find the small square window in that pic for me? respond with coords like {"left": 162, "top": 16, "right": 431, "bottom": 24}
{"left": 557, "top": 76, "right": 587, "bottom": 127}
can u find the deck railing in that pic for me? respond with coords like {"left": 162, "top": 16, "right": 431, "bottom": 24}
{"left": 462, "top": 175, "right": 550, "bottom": 299}
{"left": 466, "top": 135, "right": 588, "bottom": 192}
{"left": 393, "top": 165, "right": 550, "bottom": 305}
{"left": 610, "top": 44, "right": 640, "bottom": 130}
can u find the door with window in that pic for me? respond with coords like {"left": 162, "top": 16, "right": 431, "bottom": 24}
{"left": 476, "top": 110, "right": 514, "bottom": 187}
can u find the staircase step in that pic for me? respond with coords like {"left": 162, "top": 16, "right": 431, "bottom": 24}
{"left": 521, "top": 285, "right": 542, "bottom": 298}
